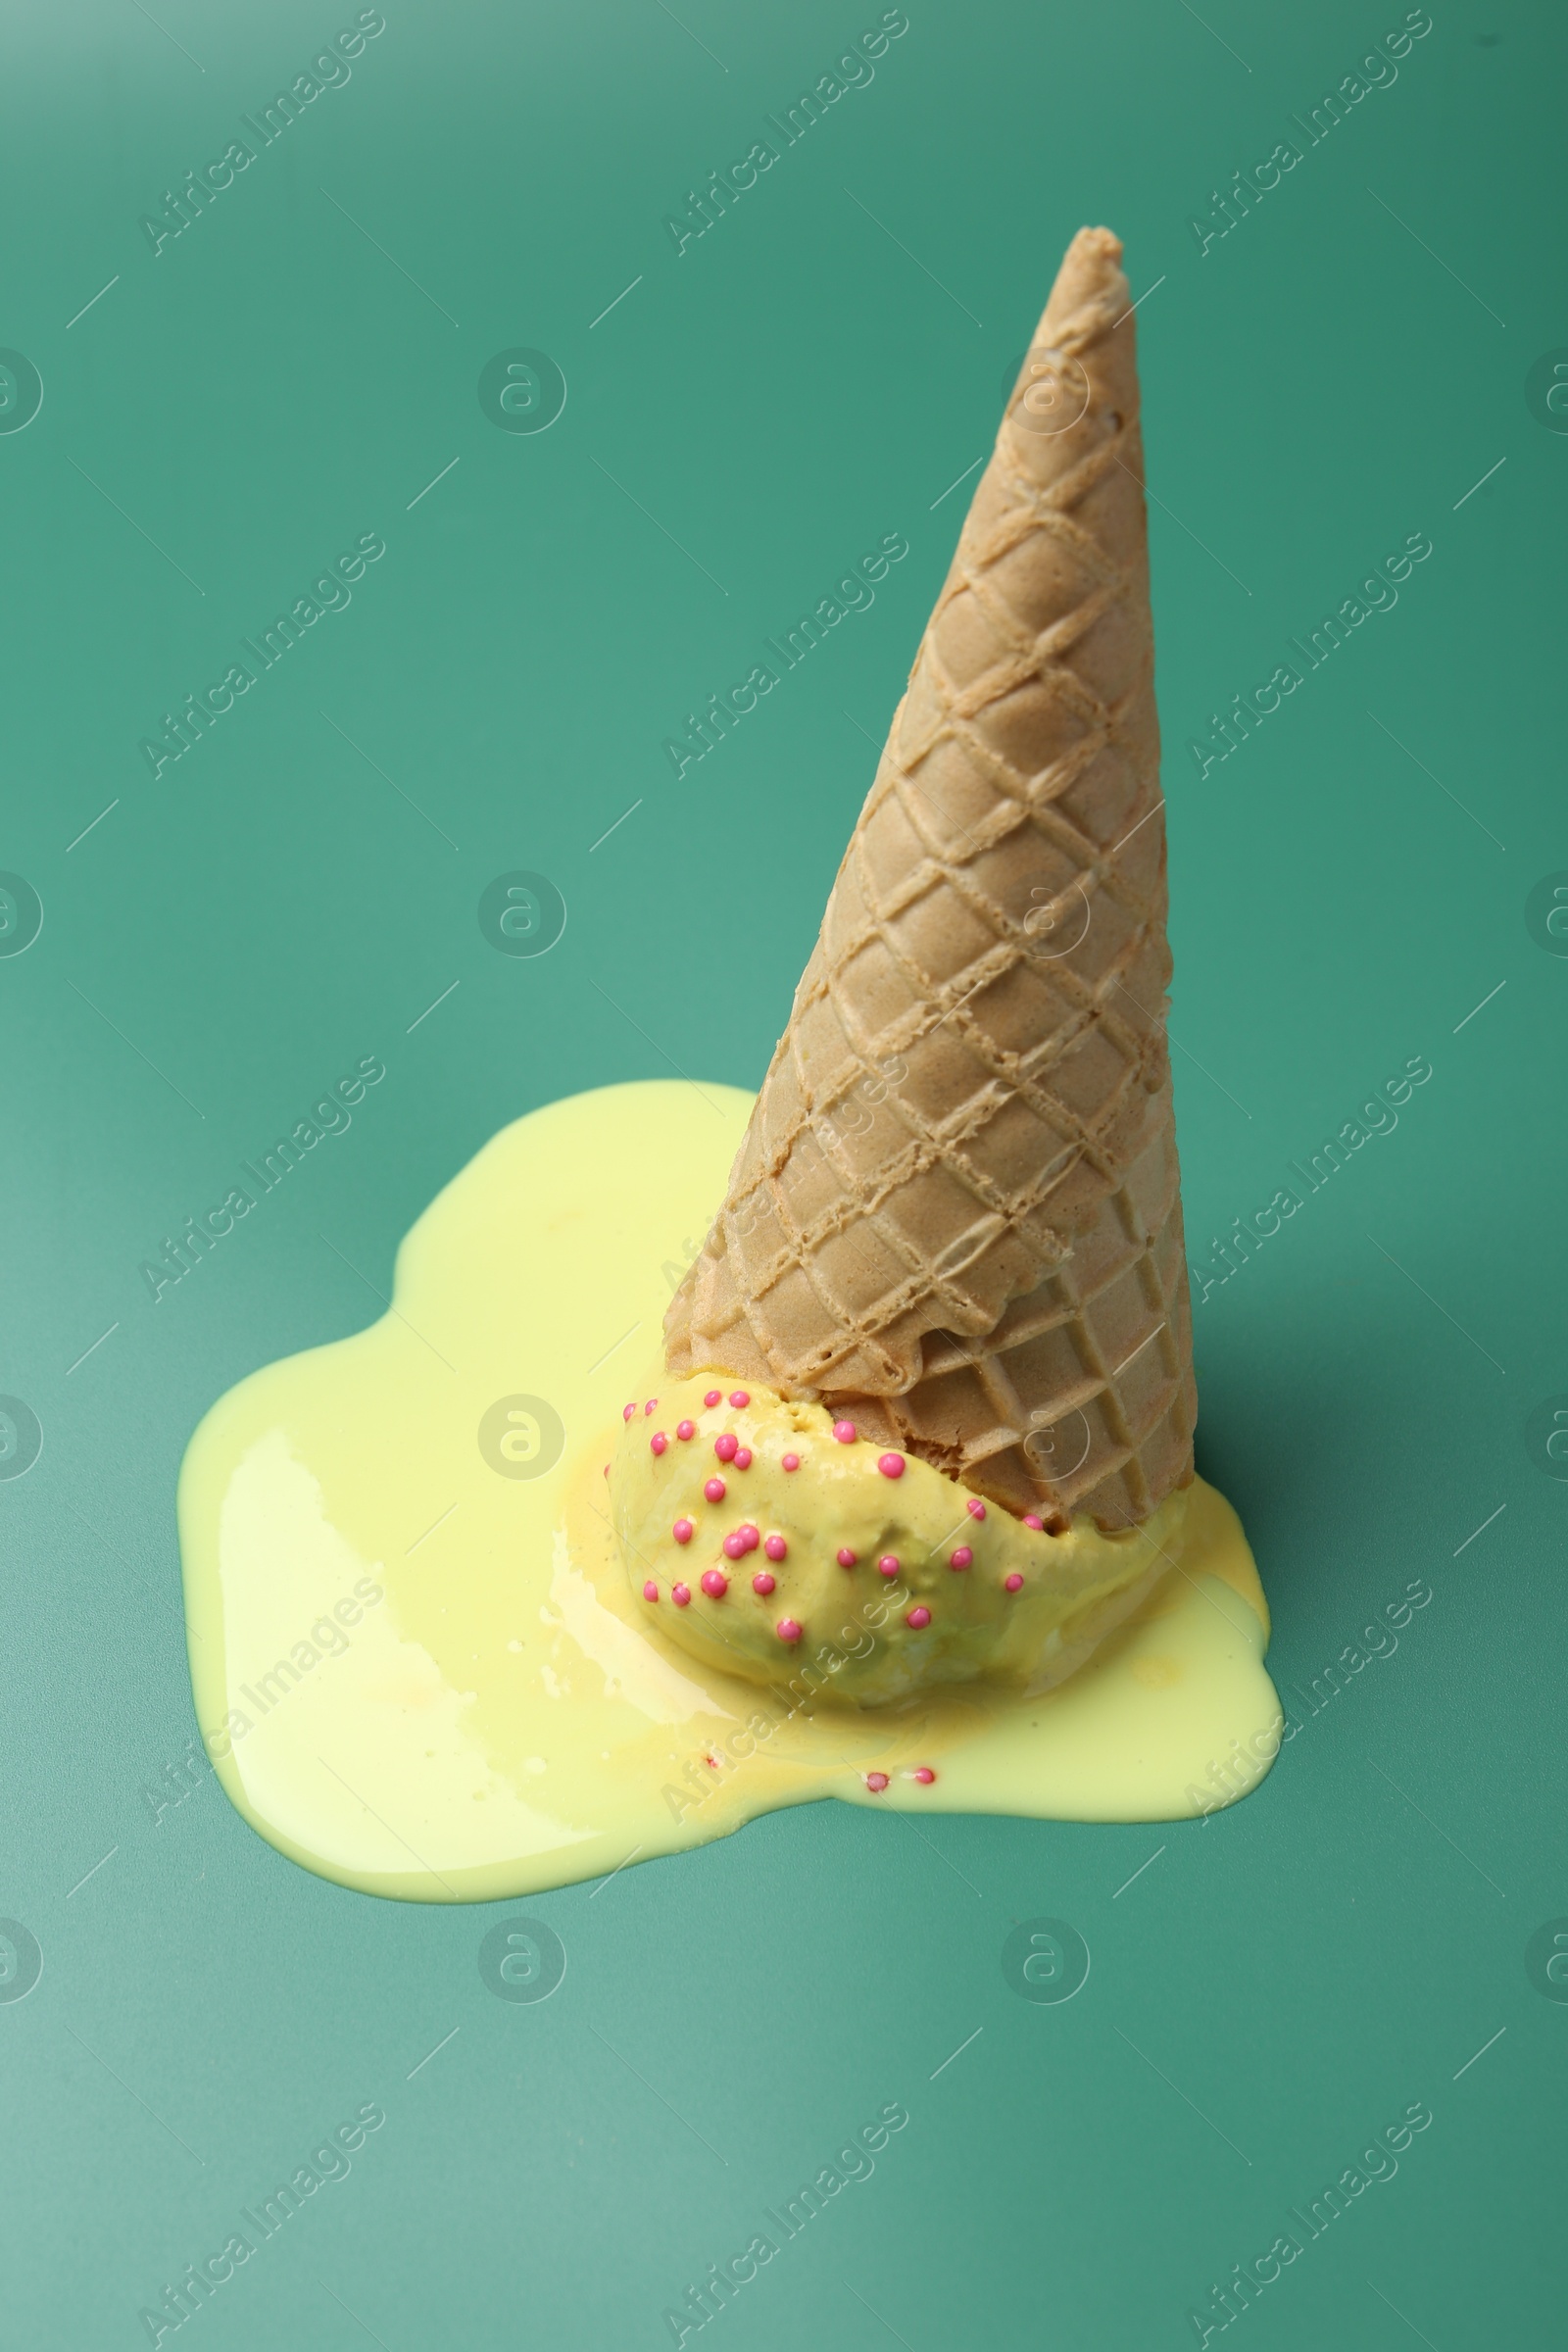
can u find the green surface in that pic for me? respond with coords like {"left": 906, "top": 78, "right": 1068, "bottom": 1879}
{"left": 3, "top": 0, "right": 1563, "bottom": 2344}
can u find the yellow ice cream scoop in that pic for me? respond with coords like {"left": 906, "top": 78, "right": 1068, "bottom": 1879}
{"left": 609, "top": 1373, "right": 1190, "bottom": 1707}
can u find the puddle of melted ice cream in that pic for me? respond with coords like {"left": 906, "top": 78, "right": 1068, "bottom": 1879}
{"left": 177, "top": 1081, "right": 1280, "bottom": 1901}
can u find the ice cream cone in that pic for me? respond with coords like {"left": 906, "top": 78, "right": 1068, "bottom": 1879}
{"left": 666, "top": 226, "right": 1195, "bottom": 1530}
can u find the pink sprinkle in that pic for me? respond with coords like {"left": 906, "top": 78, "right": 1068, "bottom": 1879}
{"left": 949, "top": 1545, "right": 973, "bottom": 1572}
{"left": 1023, "top": 1514, "right": 1044, "bottom": 1531}
{"left": 877, "top": 1554, "right": 901, "bottom": 1579}
{"left": 622, "top": 1403, "right": 635, "bottom": 1422}
{"left": 764, "top": 1534, "right": 787, "bottom": 1562}
{"left": 701, "top": 1569, "right": 728, "bottom": 1598}
{"left": 650, "top": 1432, "right": 667, "bottom": 1455}
{"left": 704, "top": 1477, "right": 726, "bottom": 1503}
{"left": 734, "top": 1446, "right": 754, "bottom": 1470}
{"left": 1004, "top": 1572, "right": 1024, "bottom": 1592}
{"left": 865, "top": 1772, "right": 890, "bottom": 1792}
{"left": 776, "top": 1618, "right": 803, "bottom": 1643}
{"left": 737, "top": 1524, "right": 760, "bottom": 1552}
{"left": 644, "top": 1399, "right": 658, "bottom": 1416}
{"left": 713, "top": 1432, "right": 739, "bottom": 1463}
{"left": 877, "top": 1451, "right": 906, "bottom": 1479}
{"left": 672, "top": 1582, "right": 691, "bottom": 1607}
{"left": 722, "top": 1532, "right": 747, "bottom": 1560}
{"left": 966, "top": 1498, "right": 986, "bottom": 1520}
{"left": 906, "top": 1604, "right": 931, "bottom": 1629}
{"left": 704, "top": 1390, "right": 722, "bottom": 1407}
{"left": 752, "top": 1570, "right": 776, "bottom": 1595}
{"left": 912, "top": 1766, "right": 937, "bottom": 1785}
{"left": 781, "top": 1452, "right": 801, "bottom": 1472}
{"left": 729, "top": 1390, "right": 750, "bottom": 1407}
{"left": 837, "top": 1547, "right": 858, "bottom": 1569}
{"left": 672, "top": 1518, "right": 694, "bottom": 1545}
{"left": 832, "top": 1420, "right": 858, "bottom": 1444}
{"left": 642, "top": 1580, "right": 659, "bottom": 1601}
{"left": 676, "top": 1419, "right": 696, "bottom": 1442}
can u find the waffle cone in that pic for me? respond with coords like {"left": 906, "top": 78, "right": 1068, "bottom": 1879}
{"left": 666, "top": 226, "right": 1196, "bottom": 1530}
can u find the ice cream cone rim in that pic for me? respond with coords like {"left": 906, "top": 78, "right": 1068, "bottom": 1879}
{"left": 704, "top": 1074, "right": 1180, "bottom": 1398}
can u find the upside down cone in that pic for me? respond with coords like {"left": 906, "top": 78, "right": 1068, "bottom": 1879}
{"left": 667, "top": 227, "right": 1195, "bottom": 1529}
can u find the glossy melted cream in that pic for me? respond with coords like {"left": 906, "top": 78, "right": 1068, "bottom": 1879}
{"left": 178, "top": 1082, "right": 1281, "bottom": 1901}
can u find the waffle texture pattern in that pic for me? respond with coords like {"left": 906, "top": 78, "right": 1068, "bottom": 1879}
{"left": 667, "top": 228, "right": 1196, "bottom": 1528}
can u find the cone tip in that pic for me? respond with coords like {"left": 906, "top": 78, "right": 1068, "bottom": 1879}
{"left": 1026, "top": 224, "right": 1132, "bottom": 357}
{"left": 1070, "top": 224, "right": 1124, "bottom": 266}
{"left": 1053, "top": 225, "right": 1129, "bottom": 310}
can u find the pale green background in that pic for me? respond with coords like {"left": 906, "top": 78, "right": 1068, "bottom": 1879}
{"left": 1, "top": 0, "right": 1563, "bottom": 2345}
